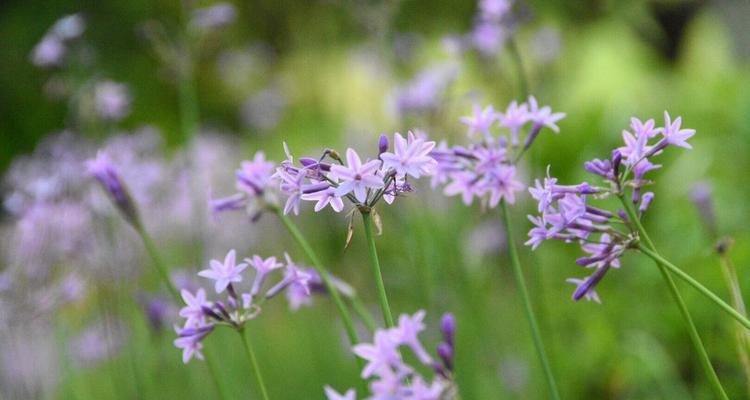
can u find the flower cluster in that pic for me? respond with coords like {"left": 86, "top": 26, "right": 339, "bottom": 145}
{"left": 213, "top": 132, "right": 438, "bottom": 219}
{"left": 324, "top": 312, "right": 458, "bottom": 400}
{"left": 526, "top": 112, "right": 696, "bottom": 302}
{"left": 174, "top": 249, "right": 351, "bottom": 363}
{"left": 431, "top": 97, "right": 565, "bottom": 208}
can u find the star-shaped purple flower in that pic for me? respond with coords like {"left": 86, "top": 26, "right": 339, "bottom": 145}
{"left": 380, "top": 132, "right": 437, "bottom": 179}
{"left": 198, "top": 249, "right": 248, "bottom": 293}
{"left": 331, "top": 148, "right": 384, "bottom": 203}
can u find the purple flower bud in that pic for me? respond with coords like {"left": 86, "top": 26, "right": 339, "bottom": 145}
{"left": 201, "top": 305, "right": 223, "bottom": 321}
{"left": 86, "top": 151, "right": 139, "bottom": 225}
{"left": 639, "top": 192, "right": 654, "bottom": 214}
{"left": 572, "top": 264, "right": 611, "bottom": 301}
{"left": 144, "top": 298, "right": 169, "bottom": 332}
{"left": 523, "top": 124, "right": 543, "bottom": 150}
{"left": 437, "top": 342, "right": 454, "bottom": 372}
{"left": 611, "top": 150, "right": 622, "bottom": 177}
{"left": 378, "top": 133, "right": 389, "bottom": 155}
{"left": 440, "top": 313, "right": 456, "bottom": 346}
{"left": 215, "top": 301, "right": 231, "bottom": 320}
{"left": 301, "top": 182, "right": 329, "bottom": 194}
{"left": 299, "top": 157, "right": 318, "bottom": 167}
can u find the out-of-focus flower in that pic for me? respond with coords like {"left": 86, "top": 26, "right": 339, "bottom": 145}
{"left": 86, "top": 151, "right": 139, "bottom": 225}
{"left": 94, "top": 80, "right": 131, "bottom": 122}
{"left": 240, "top": 86, "right": 287, "bottom": 132}
{"left": 30, "top": 14, "right": 85, "bottom": 67}
{"left": 190, "top": 2, "right": 236, "bottom": 31}
{"left": 327, "top": 311, "right": 458, "bottom": 399}
{"left": 393, "top": 63, "right": 459, "bottom": 117}
{"left": 198, "top": 249, "right": 248, "bottom": 293}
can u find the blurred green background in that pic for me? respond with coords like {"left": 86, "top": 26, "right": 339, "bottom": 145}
{"left": 2, "top": 0, "right": 750, "bottom": 399}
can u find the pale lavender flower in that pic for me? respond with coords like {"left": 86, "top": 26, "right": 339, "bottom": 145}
{"left": 301, "top": 186, "right": 345, "bottom": 212}
{"left": 174, "top": 331, "right": 205, "bottom": 363}
{"left": 658, "top": 111, "right": 696, "bottom": 149}
{"left": 324, "top": 386, "right": 357, "bottom": 400}
{"left": 338, "top": 310, "right": 457, "bottom": 399}
{"left": 31, "top": 36, "right": 66, "bottom": 67}
{"left": 460, "top": 105, "right": 499, "bottom": 139}
{"left": 265, "top": 254, "right": 312, "bottom": 299}
{"left": 479, "top": 0, "right": 512, "bottom": 20}
{"left": 331, "top": 149, "right": 384, "bottom": 203}
{"left": 277, "top": 168, "right": 305, "bottom": 215}
{"left": 190, "top": 2, "right": 236, "bottom": 31}
{"left": 198, "top": 249, "right": 248, "bottom": 293}
{"left": 497, "top": 100, "right": 530, "bottom": 146}
{"left": 94, "top": 80, "right": 131, "bottom": 121}
{"left": 380, "top": 131, "right": 437, "bottom": 178}
{"left": 246, "top": 255, "right": 283, "bottom": 297}
{"left": 179, "top": 288, "right": 209, "bottom": 327}
{"left": 471, "top": 21, "right": 506, "bottom": 56}
{"left": 393, "top": 63, "right": 458, "bottom": 117}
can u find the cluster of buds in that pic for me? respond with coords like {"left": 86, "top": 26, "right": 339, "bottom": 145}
{"left": 324, "top": 312, "right": 458, "bottom": 400}
{"left": 174, "top": 250, "right": 353, "bottom": 363}
{"left": 430, "top": 97, "right": 565, "bottom": 208}
{"left": 526, "top": 112, "right": 696, "bottom": 302}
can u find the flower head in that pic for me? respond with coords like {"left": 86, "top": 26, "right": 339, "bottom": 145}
{"left": 331, "top": 149, "right": 384, "bottom": 203}
{"left": 198, "top": 249, "right": 247, "bottom": 293}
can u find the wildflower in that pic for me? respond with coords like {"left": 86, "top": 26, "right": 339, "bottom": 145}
{"left": 459, "top": 105, "right": 499, "bottom": 139}
{"left": 380, "top": 132, "right": 437, "bottom": 179}
{"left": 190, "top": 2, "right": 236, "bottom": 31}
{"left": 433, "top": 97, "right": 564, "bottom": 208}
{"left": 527, "top": 113, "right": 695, "bottom": 302}
{"left": 94, "top": 80, "right": 131, "bottom": 121}
{"left": 198, "top": 249, "right": 248, "bottom": 293}
{"left": 331, "top": 149, "right": 385, "bottom": 202}
{"left": 86, "top": 151, "right": 139, "bottom": 225}
{"left": 330, "top": 311, "right": 458, "bottom": 399}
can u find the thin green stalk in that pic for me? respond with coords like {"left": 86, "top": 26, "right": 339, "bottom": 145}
{"left": 634, "top": 244, "right": 750, "bottom": 330}
{"left": 275, "top": 208, "right": 362, "bottom": 343}
{"left": 132, "top": 222, "right": 229, "bottom": 400}
{"left": 361, "top": 211, "right": 395, "bottom": 328}
{"left": 500, "top": 201, "right": 560, "bottom": 400}
{"left": 133, "top": 223, "right": 180, "bottom": 301}
{"left": 620, "top": 197, "right": 728, "bottom": 399}
{"left": 239, "top": 329, "right": 270, "bottom": 400}
{"left": 717, "top": 253, "right": 750, "bottom": 396}
{"left": 507, "top": 38, "right": 529, "bottom": 99}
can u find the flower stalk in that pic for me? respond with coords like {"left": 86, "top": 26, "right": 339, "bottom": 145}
{"left": 362, "top": 210, "right": 395, "bottom": 328}
{"left": 500, "top": 200, "right": 560, "bottom": 400}
{"left": 619, "top": 196, "right": 728, "bottom": 400}
{"left": 239, "top": 328, "right": 270, "bottom": 400}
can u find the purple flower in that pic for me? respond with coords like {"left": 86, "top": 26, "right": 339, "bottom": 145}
{"left": 174, "top": 331, "right": 205, "bottom": 363}
{"left": 94, "top": 80, "right": 131, "bottom": 121}
{"left": 566, "top": 278, "right": 601, "bottom": 303}
{"left": 443, "top": 171, "right": 482, "bottom": 205}
{"left": 324, "top": 386, "right": 356, "bottom": 400}
{"left": 471, "top": 21, "right": 505, "bottom": 55}
{"left": 484, "top": 164, "right": 524, "bottom": 206}
{"left": 179, "top": 288, "right": 209, "bottom": 327}
{"left": 331, "top": 149, "right": 384, "bottom": 203}
{"left": 353, "top": 330, "right": 404, "bottom": 379}
{"left": 527, "top": 96, "right": 565, "bottom": 133}
{"left": 659, "top": 111, "right": 695, "bottom": 149}
{"left": 86, "top": 151, "right": 138, "bottom": 224}
{"left": 190, "top": 2, "right": 236, "bottom": 31}
{"left": 198, "top": 249, "right": 248, "bottom": 293}
{"left": 301, "top": 185, "right": 345, "bottom": 212}
{"left": 460, "top": 105, "right": 499, "bottom": 139}
{"left": 265, "top": 254, "right": 312, "bottom": 299}
{"left": 277, "top": 169, "right": 305, "bottom": 215}
{"left": 246, "top": 255, "right": 283, "bottom": 297}
{"left": 393, "top": 311, "right": 433, "bottom": 365}
{"left": 380, "top": 131, "right": 437, "bottom": 179}
{"left": 498, "top": 101, "right": 530, "bottom": 146}
{"left": 236, "top": 152, "right": 275, "bottom": 196}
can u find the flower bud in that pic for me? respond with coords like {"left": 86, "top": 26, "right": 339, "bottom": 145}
{"left": 378, "top": 133, "right": 389, "bottom": 155}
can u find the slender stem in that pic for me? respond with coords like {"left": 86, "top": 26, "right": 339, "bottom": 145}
{"left": 500, "top": 201, "right": 560, "bottom": 400}
{"left": 275, "top": 209, "right": 362, "bottom": 343}
{"left": 133, "top": 222, "right": 180, "bottom": 302}
{"left": 717, "top": 253, "right": 750, "bottom": 395}
{"left": 239, "top": 329, "right": 270, "bottom": 400}
{"left": 636, "top": 244, "right": 750, "bottom": 330}
{"left": 361, "top": 211, "right": 395, "bottom": 328}
{"left": 507, "top": 38, "right": 529, "bottom": 99}
{"left": 620, "top": 197, "right": 728, "bottom": 399}
{"left": 132, "top": 222, "right": 229, "bottom": 400}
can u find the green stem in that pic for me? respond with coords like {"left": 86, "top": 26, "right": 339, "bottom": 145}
{"left": 275, "top": 209, "right": 362, "bottom": 343}
{"left": 132, "top": 222, "right": 229, "bottom": 400}
{"left": 500, "top": 201, "right": 560, "bottom": 400}
{"left": 361, "top": 211, "right": 394, "bottom": 328}
{"left": 717, "top": 253, "right": 750, "bottom": 396}
{"left": 507, "top": 38, "right": 529, "bottom": 99}
{"left": 239, "top": 329, "right": 270, "bottom": 400}
{"left": 620, "top": 197, "right": 728, "bottom": 399}
{"left": 133, "top": 222, "right": 180, "bottom": 302}
{"left": 636, "top": 244, "right": 750, "bottom": 330}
